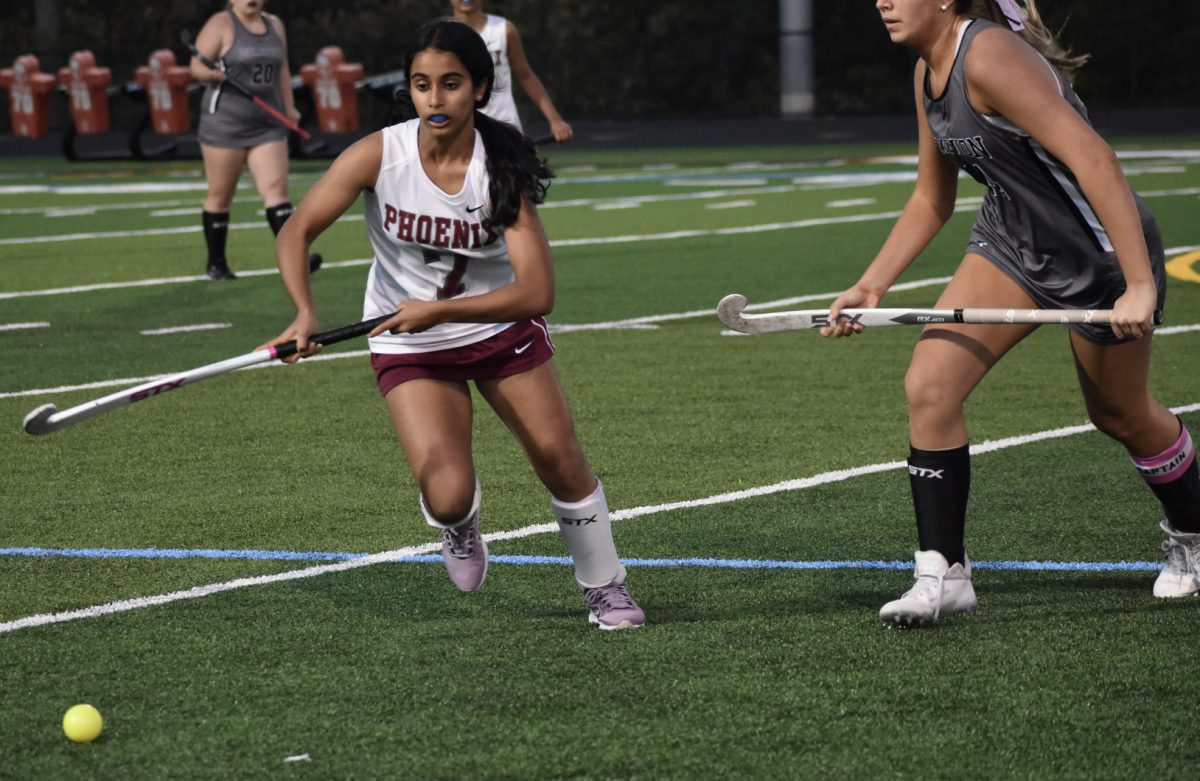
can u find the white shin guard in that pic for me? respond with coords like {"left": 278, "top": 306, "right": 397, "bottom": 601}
{"left": 420, "top": 478, "right": 482, "bottom": 530}
{"left": 552, "top": 479, "right": 625, "bottom": 589}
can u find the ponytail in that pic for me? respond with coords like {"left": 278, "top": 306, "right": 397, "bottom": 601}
{"left": 473, "top": 111, "right": 553, "bottom": 228}
{"left": 959, "top": 0, "right": 1089, "bottom": 78}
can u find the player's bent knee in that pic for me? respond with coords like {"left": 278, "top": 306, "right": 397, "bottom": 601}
{"left": 1087, "top": 407, "right": 1152, "bottom": 444}
{"left": 905, "top": 376, "right": 965, "bottom": 419}
{"left": 419, "top": 476, "right": 479, "bottom": 524}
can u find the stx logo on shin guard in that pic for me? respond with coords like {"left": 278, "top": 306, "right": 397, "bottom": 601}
{"left": 908, "top": 466, "right": 945, "bottom": 479}
{"left": 558, "top": 514, "right": 598, "bottom": 526}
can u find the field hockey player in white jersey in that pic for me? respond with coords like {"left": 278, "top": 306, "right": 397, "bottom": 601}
{"left": 260, "top": 18, "right": 643, "bottom": 630}
{"left": 822, "top": 0, "right": 1198, "bottom": 628}
{"left": 448, "top": 0, "right": 573, "bottom": 142}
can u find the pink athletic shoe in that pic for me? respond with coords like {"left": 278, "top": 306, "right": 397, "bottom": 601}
{"left": 583, "top": 582, "right": 645, "bottom": 630}
{"left": 440, "top": 515, "right": 488, "bottom": 592}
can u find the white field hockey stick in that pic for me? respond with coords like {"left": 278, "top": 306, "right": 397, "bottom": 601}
{"left": 22, "top": 315, "right": 391, "bottom": 436}
{"left": 717, "top": 293, "right": 1162, "bottom": 334}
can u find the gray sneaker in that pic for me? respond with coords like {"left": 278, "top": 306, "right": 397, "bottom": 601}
{"left": 1154, "top": 521, "right": 1200, "bottom": 598}
{"left": 440, "top": 515, "right": 487, "bottom": 592}
{"left": 879, "top": 550, "right": 977, "bottom": 629}
{"left": 583, "top": 582, "right": 645, "bottom": 630}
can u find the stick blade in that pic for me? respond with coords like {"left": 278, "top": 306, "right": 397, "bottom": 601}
{"left": 23, "top": 403, "right": 59, "bottom": 436}
{"left": 717, "top": 293, "right": 750, "bottom": 331}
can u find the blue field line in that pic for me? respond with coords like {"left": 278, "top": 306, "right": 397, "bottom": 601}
{"left": 0, "top": 547, "right": 1160, "bottom": 572}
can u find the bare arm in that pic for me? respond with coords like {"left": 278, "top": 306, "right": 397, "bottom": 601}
{"left": 269, "top": 14, "right": 300, "bottom": 121}
{"left": 823, "top": 62, "right": 959, "bottom": 336}
{"left": 189, "top": 13, "right": 230, "bottom": 82}
{"left": 368, "top": 196, "right": 556, "bottom": 336}
{"left": 262, "top": 132, "right": 383, "bottom": 360}
{"left": 966, "top": 28, "right": 1156, "bottom": 339}
{"left": 506, "top": 22, "right": 572, "bottom": 142}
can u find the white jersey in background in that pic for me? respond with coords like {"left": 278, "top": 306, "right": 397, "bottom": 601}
{"left": 478, "top": 14, "right": 521, "bottom": 130}
{"left": 362, "top": 119, "right": 514, "bottom": 354}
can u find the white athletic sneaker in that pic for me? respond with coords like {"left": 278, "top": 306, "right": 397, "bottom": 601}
{"left": 1153, "top": 521, "right": 1200, "bottom": 598}
{"left": 879, "top": 550, "right": 977, "bottom": 629}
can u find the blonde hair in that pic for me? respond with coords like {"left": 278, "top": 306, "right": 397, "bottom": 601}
{"left": 959, "top": 0, "right": 1089, "bottom": 77}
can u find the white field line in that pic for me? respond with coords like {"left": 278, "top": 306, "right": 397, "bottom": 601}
{"left": 149, "top": 208, "right": 203, "bottom": 218}
{"left": 0, "top": 198, "right": 201, "bottom": 216}
{"left": 705, "top": 200, "right": 757, "bottom": 210}
{"left": 549, "top": 209, "right": 906, "bottom": 248}
{"left": 0, "top": 276, "right": 956, "bottom": 401}
{"left": 0, "top": 322, "right": 49, "bottom": 332}
{"left": 140, "top": 323, "right": 233, "bottom": 336}
{"left": 0, "top": 206, "right": 919, "bottom": 298}
{"left": 7, "top": 270, "right": 1200, "bottom": 401}
{"left": 0, "top": 217, "right": 312, "bottom": 247}
{"left": 3, "top": 183, "right": 1197, "bottom": 251}
{"left": 4, "top": 400, "right": 1198, "bottom": 636}
{"left": 0, "top": 258, "right": 372, "bottom": 300}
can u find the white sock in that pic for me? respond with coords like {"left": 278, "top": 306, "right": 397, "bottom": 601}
{"left": 420, "top": 478, "right": 481, "bottom": 530}
{"left": 551, "top": 479, "right": 625, "bottom": 589}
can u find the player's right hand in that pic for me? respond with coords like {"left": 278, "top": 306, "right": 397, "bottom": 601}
{"left": 821, "top": 285, "right": 881, "bottom": 338}
{"left": 258, "top": 312, "right": 321, "bottom": 363}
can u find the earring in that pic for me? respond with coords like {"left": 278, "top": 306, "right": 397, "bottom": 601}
{"left": 940, "top": 3, "right": 948, "bottom": 9}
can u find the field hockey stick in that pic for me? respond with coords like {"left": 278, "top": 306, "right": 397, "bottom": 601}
{"left": 717, "top": 294, "right": 1163, "bottom": 334}
{"left": 22, "top": 314, "right": 391, "bottom": 436}
{"left": 180, "top": 30, "right": 311, "bottom": 141}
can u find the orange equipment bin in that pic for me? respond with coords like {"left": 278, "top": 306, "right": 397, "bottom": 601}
{"left": 57, "top": 50, "right": 113, "bottom": 134}
{"left": 135, "top": 49, "right": 194, "bottom": 135}
{"left": 300, "top": 46, "right": 364, "bottom": 134}
{"left": 0, "top": 55, "right": 59, "bottom": 138}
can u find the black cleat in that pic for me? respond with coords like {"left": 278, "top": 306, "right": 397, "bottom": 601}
{"left": 308, "top": 253, "right": 323, "bottom": 273}
{"left": 205, "top": 262, "right": 237, "bottom": 280}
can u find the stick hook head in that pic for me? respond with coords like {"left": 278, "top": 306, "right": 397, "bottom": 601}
{"left": 717, "top": 293, "right": 749, "bottom": 329}
{"left": 23, "top": 403, "right": 59, "bottom": 436}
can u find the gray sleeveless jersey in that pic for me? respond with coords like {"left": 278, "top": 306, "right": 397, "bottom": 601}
{"left": 197, "top": 11, "right": 289, "bottom": 148}
{"left": 925, "top": 19, "right": 1164, "bottom": 343}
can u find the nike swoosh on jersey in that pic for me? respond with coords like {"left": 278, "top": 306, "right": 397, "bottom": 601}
{"left": 514, "top": 340, "right": 534, "bottom": 354}
{"left": 467, "top": 204, "right": 486, "bottom": 213}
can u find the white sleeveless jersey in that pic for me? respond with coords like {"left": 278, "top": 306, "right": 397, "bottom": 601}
{"left": 477, "top": 15, "right": 521, "bottom": 130}
{"left": 362, "top": 119, "right": 514, "bottom": 354}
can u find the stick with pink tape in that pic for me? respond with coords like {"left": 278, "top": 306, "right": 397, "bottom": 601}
{"left": 22, "top": 314, "right": 392, "bottom": 436}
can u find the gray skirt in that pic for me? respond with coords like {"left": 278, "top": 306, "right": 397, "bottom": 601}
{"left": 196, "top": 83, "right": 289, "bottom": 149}
{"left": 966, "top": 213, "right": 1167, "bottom": 345}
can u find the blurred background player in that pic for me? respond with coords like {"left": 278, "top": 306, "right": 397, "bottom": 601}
{"left": 190, "top": 0, "right": 320, "bottom": 280}
{"left": 261, "top": 19, "right": 643, "bottom": 630}
{"left": 447, "top": 0, "right": 573, "bottom": 142}
{"left": 821, "top": 0, "right": 1198, "bottom": 627}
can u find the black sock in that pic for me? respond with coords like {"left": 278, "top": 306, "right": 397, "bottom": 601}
{"left": 1134, "top": 420, "right": 1200, "bottom": 533}
{"left": 908, "top": 444, "right": 971, "bottom": 565}
{"left": 265, "top": 202, "right": 294, "bottom": 236}
{"left": 202, "top": 210, "right": 230, "bottom": 267}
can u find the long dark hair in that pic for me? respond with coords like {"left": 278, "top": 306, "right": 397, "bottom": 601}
{"left": 402, "top": 18, "right": 552, "bottom": 227}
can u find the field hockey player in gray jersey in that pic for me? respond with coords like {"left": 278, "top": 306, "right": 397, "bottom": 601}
{"left": 821, "top": 0, "right": 1198, "bottom": 628}
{"left": 190, "top": 0, "right": 320, "bottom": 280}
{"left": 259, "top": 19, "right": 644, "bottom": 630}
